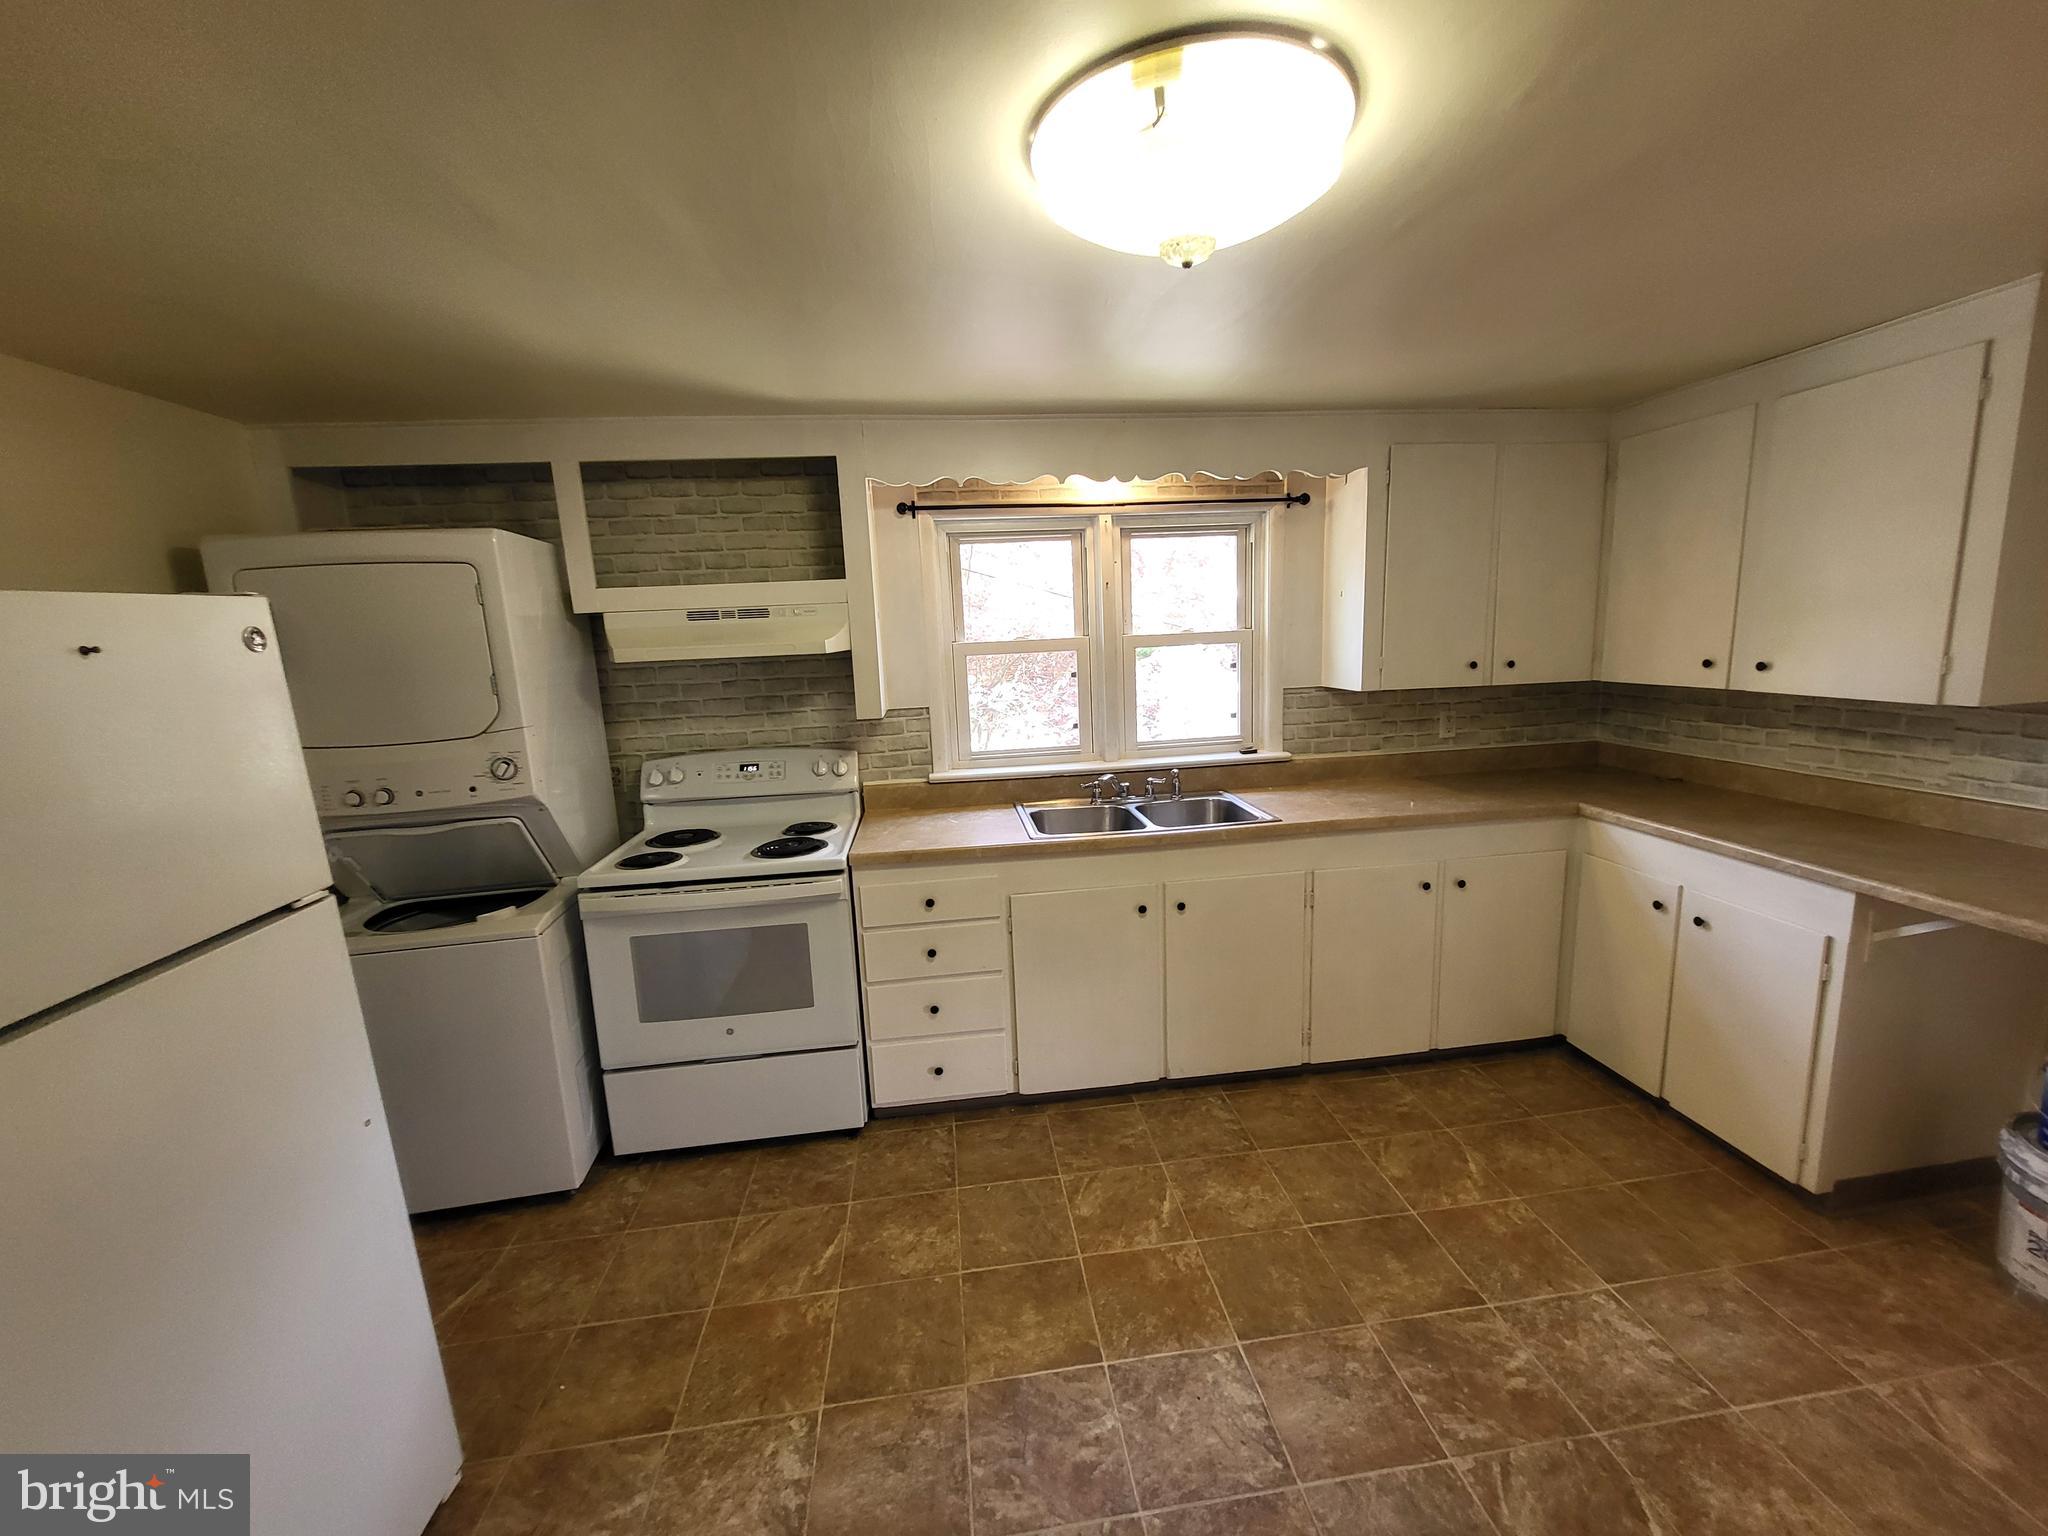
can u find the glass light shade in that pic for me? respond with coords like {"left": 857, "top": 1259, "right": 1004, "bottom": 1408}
{"left": 1028, "top": 29, "right": 1357, "bottom": 267}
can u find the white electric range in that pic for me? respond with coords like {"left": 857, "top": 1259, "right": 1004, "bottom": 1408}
{"left": 578, "top": 746, "right": 867, "bottom": 1153}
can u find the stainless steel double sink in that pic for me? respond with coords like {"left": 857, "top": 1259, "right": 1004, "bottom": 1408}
{"left": 1016, "top": 791, "right": 1278, "bottom": 840}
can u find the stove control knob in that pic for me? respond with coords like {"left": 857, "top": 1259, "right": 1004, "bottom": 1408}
{"left": 832, "top": 758, "right": 850, "bottom": 778}
{"left": 372, "top": 787, "right": 395, "bottom": 806}
{"left": 645, "top": 768, "right": 663, "bottom": 788}
{"left": 489, "top": 756, "right": 519, "bottom": 781}
{"left": 667, "top": 766, "right": 686, "bottom": 784}
{"left": 813, "top": 757, "right": 830, "bottom": 777}
{"left": 341, "top": 789, "right": 365, "bottom": 808}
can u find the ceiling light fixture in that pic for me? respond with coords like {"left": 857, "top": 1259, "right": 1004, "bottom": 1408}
{"left": 1027, "top": 23, "right": 1359, "bottom": 269}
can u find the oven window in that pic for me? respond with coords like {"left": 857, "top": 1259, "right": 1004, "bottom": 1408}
{"left": 628, "top": 923, "right": 817, "bottom": 1022}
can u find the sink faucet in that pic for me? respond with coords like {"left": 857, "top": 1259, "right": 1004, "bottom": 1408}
{"left": 1083, "top": 772, "right": 1132, "bottom": 804}
{"left": 1144, "top": 769, "right": 1183, "bottom": 800}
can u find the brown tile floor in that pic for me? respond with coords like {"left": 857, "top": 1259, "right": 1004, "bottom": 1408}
{"left": 413, "top": 1044, "right": 2046, "bottom": 1536}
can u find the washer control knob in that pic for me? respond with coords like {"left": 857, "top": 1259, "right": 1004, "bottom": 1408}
{"left": 667, "top": 766, "right": 686, "bottom": 784}
{"left": 488, "top": 756, "right": 519, "bottom": 781}
{"left": 646, "top": 768, "right": 664, "bottom": 788}
{"left": 832, "top": 758, "right": 850, "bottom": 778}
{"left": 814, "top": 757, "right": 830, "bottom": 777}
{"left": 341, "top": 789, "right": 365, "bottom": 808}
{"left": 372, "top": 787, "right": 395, "bottom": 806}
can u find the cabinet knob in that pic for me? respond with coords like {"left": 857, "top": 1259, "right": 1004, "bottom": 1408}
{"left": 924, "top": 897, "right": 936, "bottom": 909}
{"left": 928, "top": 1004, "right": 941, "bottom": 1015}
{"left": 929, "top": 1065, "right": 945, "bottom": 1076}
{"left": 1176, "top": 901, "right": 1187, "bottom": 912}
{"left": 1651, "top": 899, "right": 1665, "bottom": 911}
{"left": 1701, "top": 658, "right": 1716, "bottom": 669}
{"left": 926, "top": 948, "right": 938, "bottom": 959}
{"left": 1419, "top": 880, "right": 1432, "bottom": 892}
{"left": 1455, "top": 878, "right": 1468, "bottom": 889}
{"left": 1503, "top": 659, "right": 1516, "bottom": 669}
{"left": 1466, "top": 660, "right": 1480, "bottom": 670}
{"left": 1137, "top": 904, "right": 1148, "bottom": 914}
{"left": 1755, "top": 661, "right": 1771, "bottom": 672}
{"left": 1692, "top": 915, "right": 1708, "bottom": 929}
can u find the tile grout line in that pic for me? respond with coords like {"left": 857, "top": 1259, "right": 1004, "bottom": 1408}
{"left": 1056, "top": 1173, "right": 1145, "bottom": 1525}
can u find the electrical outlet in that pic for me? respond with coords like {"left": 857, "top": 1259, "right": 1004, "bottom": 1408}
{"left": 1437, "top": 711, "right": 1453, "bottom": 740}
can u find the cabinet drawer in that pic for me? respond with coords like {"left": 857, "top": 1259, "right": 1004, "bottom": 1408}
{"left": 869, "top": 1030, "right": 1012, "bottom": 1105}
{"left": 865, "top": 972, "right": 1011, "bottom": 1042}
{"left": 859, "top": 875, "right": 1002, "bottom": 929}
{"left": 862, "top": 920, "right": 1008, "bottom": 984}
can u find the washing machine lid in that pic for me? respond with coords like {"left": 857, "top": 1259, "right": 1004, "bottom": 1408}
{"left": 231, "top": 560, "right": 500, "bottom": 747}
{"left": 326, "top": 816, "right": 554, "bottom": 902}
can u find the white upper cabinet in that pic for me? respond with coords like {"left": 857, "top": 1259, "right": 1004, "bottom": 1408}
{"left": 1600, "top": 406, "right": 1755, "bottom": 688}
{"left": 1493, "top": 442, "right": 1608, "bottom": 683}
{"left": 1730, "top": 343, "right": 1987, "bottom": 703}
{"left": 1379, "top": 444, "right": 1499, "bottom": 689}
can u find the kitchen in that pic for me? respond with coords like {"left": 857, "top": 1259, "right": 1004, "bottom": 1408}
{"left": 6, "top": 5, "right": 2048, "bottom": 1534}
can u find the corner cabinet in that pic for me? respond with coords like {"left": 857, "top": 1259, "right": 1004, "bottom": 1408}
{"left": 1323, "top": 438, "right": 1606, "bottom": 692}
{"left": 1435, "top": 850, "right": 1569, "bottom": 1048}
{"left": 1563, "top": 854, "right": 1680, "bottom": 1092}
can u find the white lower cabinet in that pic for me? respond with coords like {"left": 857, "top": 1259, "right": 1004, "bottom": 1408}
{"left": 1309, "top": 862, "right": 1439, "bottom": 1062}
{"left": 1436, "top": 849, "right": 1568, "bottom": 1048}
{"left": 1564, "top": 854, "right": 1680, "bottom": 1091}
{"left": 1012, "top": 883, "right": 1164, "bottom": 1095}
{"left": 1165, "top": 871, "right": 1308, "bottom": 1077}
{"left": 1664, "top": 891, "right": 1830, "bottom": 1182}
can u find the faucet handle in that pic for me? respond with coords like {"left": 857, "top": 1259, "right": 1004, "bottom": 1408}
{"left": 1144, "top": 769, "right": 1183, "bottom": 799}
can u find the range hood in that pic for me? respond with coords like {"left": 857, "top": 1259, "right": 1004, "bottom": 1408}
{"left": 603, "top": 602, "right": 851, "bottom": 663}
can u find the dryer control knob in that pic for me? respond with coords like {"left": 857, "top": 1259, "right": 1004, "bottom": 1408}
{"left": 814, "top": 757, "right": 830, "bottom": 777}
{"left": 645, "top": 768, "right": 664, "bottom": 788}
{"left": 341, "top": 789, "right": 365, "bottom": 808}
{"left": 832, "top": 758, "right": 850, "bottom": 778}
{"left": 488, "top": 756, "right": 519, "bottom": 781}
{"left": 667, "top": 766, "right": 686, "bottom": 784}
{"left": 372, "top": 787, "right": 395, "bottom": 806}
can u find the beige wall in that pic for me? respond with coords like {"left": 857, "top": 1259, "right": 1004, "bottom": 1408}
{"left": 0, "top": 352, "right": 284, "bottom": 592}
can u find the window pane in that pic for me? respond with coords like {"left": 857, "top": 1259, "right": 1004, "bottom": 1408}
{"left": 1135, "top": 642, "right": 1242, "bottom": 744}
{"left": 958, "top": 538, "right": 1077, "bottom": 642}
{"left": 965, "top": 650, "right": 1081, "bottom": 754}
{"left": 1128, "top": 533, "right": 1240, "bottom": 634}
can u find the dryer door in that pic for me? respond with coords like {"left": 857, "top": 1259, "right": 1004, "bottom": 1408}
{"left": 233, "top": 561, "right": 499, "bottom": 746}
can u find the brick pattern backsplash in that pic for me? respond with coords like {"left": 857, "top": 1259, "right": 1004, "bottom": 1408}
{"left": 1598, "top": 684, "right": 2048, "bottom": 809}
{"left": 1283, "top": 683, "right": 1601, "bottom": 754}
{"left": 323, "top": 465, "right": 2048, "bottom": 820}
{"left": 583, "top": 458, "right": 843, "bottom": 587}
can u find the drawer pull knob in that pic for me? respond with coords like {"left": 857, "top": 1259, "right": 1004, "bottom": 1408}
{"left": 1420, "top": 881, "right": 1432, "bottom": 891}
{"left": 930, "top": 1065, "right": 944, "bottom": 1076}
{"left": 1692, "top": 915, "right": 1708, "bottom": 929}
{"left": 1466, "top": 659, "right": 1479, "bottom": 670}
{"left": 1651, "top": 900, "right": 1665, "bottom": 911}
{"left": 1137, "top": 904, "right": 1148, "bottom": 914}
{"left": 926, "top": 948, "right": 938, "bottom": 959}
{"left": 1455, "top": 878, "right": 1467, "bottom": 889}
{"left": 924, "top": 898, "right": 936, "bottom": 909}
{"left": 1176, "top": 901, "right": 1187, "bottom": 912}
{"left": 928, "top": 1004, "right": 941, "bottom": 1015}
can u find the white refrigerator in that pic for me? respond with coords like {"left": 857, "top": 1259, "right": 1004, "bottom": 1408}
{"left": 0, "top": 591, "right": 463, "bottom": 1535}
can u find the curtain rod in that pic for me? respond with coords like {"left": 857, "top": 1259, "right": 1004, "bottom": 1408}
{"left": 895, "top": 492, "right": 1310, "bottom": 517}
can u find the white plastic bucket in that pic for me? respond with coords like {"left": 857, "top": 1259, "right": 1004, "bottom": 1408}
{"left": 1996, "top": 1115, "right": 2048, "bottom": 1304}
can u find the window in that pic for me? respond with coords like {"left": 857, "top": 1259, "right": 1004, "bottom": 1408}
{"left": 927, "top": 508, "right": 1277, "bottom": 774}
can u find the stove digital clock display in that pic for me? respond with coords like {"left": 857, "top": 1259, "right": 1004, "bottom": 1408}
{"left": 738, "top": 762, "right": 760, "bottom": 776}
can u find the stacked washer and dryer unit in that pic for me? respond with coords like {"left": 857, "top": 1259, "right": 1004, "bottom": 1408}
{"left": 203, "top": 528, "right": 618, "bottom": 1213}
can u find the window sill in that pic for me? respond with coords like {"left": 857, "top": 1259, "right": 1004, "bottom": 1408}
{"left": 927, "top": 749, "right": 1293, "bottom": 785}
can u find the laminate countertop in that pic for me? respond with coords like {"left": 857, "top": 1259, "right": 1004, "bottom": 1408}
{"left": 851, "top": 767, "right": 2048, "bottom": 946}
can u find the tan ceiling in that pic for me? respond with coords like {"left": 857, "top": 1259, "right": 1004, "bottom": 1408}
{"left": 3, "top": 1, "right": 2045, "bottom": 424}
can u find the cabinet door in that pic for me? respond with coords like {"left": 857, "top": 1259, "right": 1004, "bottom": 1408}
{"left": 1494, "top": 442, "right": 1607, "bottom": 683}
{"left": 1437, "top": 849, "right": 1568, "bottom": 1048}
{"left": 1309, "top": 863, "right": 1439, "bottom": 1064}
{"left": 1731, "top": 343, "right": 1986, "bottom": 703}
{"left": 1601, "top": 406, "right": 1754, "bottom": 687}
{"left": 1012, "top": 884, "right": 1163, "bottom": 1095}
{"left": 1664, "top": 892, "right": 1828, "bottom": 1181}
{"left": 1380, "top": 444, "right": 1499, "bottom": 689}
{"left": 1165, "top": 872, "right": 1307, "bottom": 1077}
{"left": 1564, "top": 855, "right": 1679, "bottom": 1092}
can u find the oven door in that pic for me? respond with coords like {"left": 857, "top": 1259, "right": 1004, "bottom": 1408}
{"left": 579, "top": 874, "right": 860, "bottom": 1070}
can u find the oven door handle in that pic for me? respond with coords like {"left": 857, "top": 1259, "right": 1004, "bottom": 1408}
{"left": 579, "top": 874, "right": 849, "bottom": 915}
